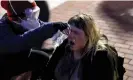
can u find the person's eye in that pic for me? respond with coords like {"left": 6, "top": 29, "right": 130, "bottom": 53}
{"left": 71, "top": 29, "right": 80, "bottom": 35}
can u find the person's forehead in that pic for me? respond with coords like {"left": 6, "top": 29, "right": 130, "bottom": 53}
{"left": 71, "top": 27, "right": 83, "bottom": 34}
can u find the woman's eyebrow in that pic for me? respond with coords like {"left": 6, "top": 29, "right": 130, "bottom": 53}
{"left": 72, "top": 27, "right": 82, "bottom": 32}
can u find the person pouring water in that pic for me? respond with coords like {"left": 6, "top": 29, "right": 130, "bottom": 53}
{"left": 0, "top": 0, "right": 69, "bottom": 79}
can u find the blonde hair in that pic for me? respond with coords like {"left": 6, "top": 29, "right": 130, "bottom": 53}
{"left": 68, "top": 13, "right": 100, "bottom": 54}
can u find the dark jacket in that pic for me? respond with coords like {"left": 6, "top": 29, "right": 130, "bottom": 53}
{"left": 42, "top": 40, "right": 114, "bottom": 80}
{"left": 0, "top": 15, "right": 65, "bottom": 79}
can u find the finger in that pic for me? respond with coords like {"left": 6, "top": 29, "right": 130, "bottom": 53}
{"left": 62, "top": 29, "right": 69, "bottom": 35}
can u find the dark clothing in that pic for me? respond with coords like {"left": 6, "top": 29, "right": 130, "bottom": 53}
{"left": 0, "top": 16, "right": 60, "bottom": 53}
{"left": 43, "top": 40, "right": 113, "bottom": 80}
{"left": 36, "top": 1, "right": 50, "bottom": 22}
{"left": 0, "top": 15, "right": 66, "bottom": 79}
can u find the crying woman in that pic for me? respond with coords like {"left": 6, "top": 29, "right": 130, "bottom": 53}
{"left": 44, "top": 13, "right": 117, "bottom": 80}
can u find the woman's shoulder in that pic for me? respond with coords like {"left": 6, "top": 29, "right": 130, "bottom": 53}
{"left": 95, "top": 34, "right": 117, "bottom": 58}
{"left": 94, "top": 49, "right": 109, "bottom": 62}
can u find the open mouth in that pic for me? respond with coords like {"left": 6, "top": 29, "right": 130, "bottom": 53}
{"left": 67, "top": 39, "right": 76, "bottom": 49}
{"left": 70, "top": 40, "right": 75, "bottom": 46}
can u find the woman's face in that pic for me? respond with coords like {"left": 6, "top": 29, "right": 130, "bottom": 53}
{"left": 68, "top": 26, "right": 87, "bottom": 52}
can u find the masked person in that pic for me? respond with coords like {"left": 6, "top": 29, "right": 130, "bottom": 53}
{"left": 0, "top": 0, "right": 69, "bottom": 79}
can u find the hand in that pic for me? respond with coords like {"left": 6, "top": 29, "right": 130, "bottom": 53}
{"left": 41, "top": 38, "right": 55, "bottom": 50}
{"left": 52, "top": 22, "right": 70, "bottom": 31}
{"left": 62, "top": 27, "right": 71, "bottom": 36}
{"left": 12, "top": 71, "right": 32, "bottom": 80}
{"left": 42, "top": 31, "right": 67, "bottom": 50}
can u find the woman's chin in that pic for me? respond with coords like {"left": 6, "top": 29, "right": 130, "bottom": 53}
{"left": 70, "top": 46, "right": 77, "bottom": 51}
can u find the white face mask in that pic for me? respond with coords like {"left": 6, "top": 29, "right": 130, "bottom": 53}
{"left": 9, "top": 0, "right": 40, "bottom": 21}
{"left": 25, "top": 6, "right": 40, "bottom": 20}
{"left": 8, "top": 0, "right": 40, "bottom": 30}
{"left": 20, "top": 6, "right": 40, "bottom": 30}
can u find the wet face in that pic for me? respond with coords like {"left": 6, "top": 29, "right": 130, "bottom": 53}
{"left": 68, "top": 26, "right": 87, "bottom": 52}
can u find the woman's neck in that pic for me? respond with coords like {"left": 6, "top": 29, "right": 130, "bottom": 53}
{"left": 73, "top": 50, "right": 82, "bottom": 60}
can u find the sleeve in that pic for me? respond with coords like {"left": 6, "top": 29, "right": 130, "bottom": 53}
{"left": 92, "top": 50, "right": 114, "bottom": 80}
{"left": 0, "top": 22, "right": 67, "bottom": 53}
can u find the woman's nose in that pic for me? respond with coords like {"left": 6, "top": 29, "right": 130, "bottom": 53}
{"left": 68, "top": 33, "right": 74, "bottom": 39}
{"left": 68, "top": 35, "right": 72, "bottom": 40}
